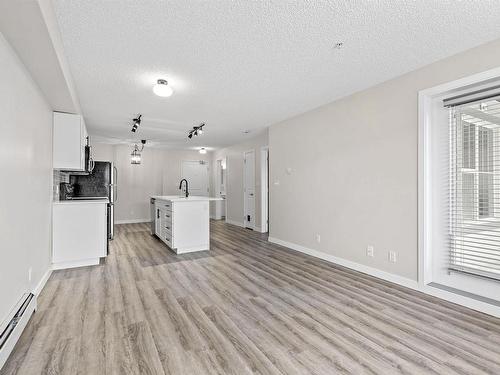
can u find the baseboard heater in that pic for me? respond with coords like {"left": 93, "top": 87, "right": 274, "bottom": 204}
{"left": 0, "top": 293, "right": 36, "bottom": 370}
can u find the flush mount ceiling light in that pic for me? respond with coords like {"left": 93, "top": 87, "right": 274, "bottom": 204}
{"left": 153, "top": 79, "right": 173, "bottom": 97}
{"left": 199, "top": 147, "right": 207, "bottom": 154}
{"left": 188, "top": 123, "right": 205, "bottom": 139}
{"left": 131, "top": 139, "right": 146, "bottom": 165}
{"left": 131, "top": 114, "right": 142, "bottom": 133}
{"left": 333, "top": 42, "right": 344, "bottom": 50}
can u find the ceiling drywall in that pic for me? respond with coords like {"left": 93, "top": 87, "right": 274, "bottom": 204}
{"left": 52, "top": 0, "right": 500, "bottom": 149}
{"left": 0, "top": 0, "right": 80, "bottom": 114}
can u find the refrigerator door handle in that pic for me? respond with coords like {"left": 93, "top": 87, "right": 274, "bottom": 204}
{"left": 113, "top": 166, "right": 118, "bottom": 203}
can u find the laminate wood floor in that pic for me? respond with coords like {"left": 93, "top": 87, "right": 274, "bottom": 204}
{"left": 2, "top": 221, "right": 500, "bottom": 375}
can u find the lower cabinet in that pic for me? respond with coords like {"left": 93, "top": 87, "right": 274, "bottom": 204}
{"left": 156, "top": 203, "right": 174, "bottom": 249}
{"left": 154, "top": 199, "right": 209, "bottom": 254}
{"left": 52, "top": 202, "right": 107, "bottom": 269}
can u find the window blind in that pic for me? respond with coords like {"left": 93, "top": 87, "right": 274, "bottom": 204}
{"left": 448, "top": 97, "right": 500, "bottom": 281}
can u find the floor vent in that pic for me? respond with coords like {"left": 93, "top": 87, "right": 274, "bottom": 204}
{"left": 0, "top": 293, "right": 36, "bottom": 370}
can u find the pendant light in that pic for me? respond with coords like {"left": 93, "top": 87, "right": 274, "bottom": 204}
{"left": 131, "top": 140, "right": 146, "bottom": 165}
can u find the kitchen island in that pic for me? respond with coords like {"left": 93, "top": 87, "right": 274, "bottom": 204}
{"left": 151, "top": 195, "right": 221, "bottom": 254}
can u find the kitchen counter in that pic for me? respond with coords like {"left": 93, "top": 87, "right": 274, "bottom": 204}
{"left": 53, "top": 198, "right": 109, "bottom": 205}
{"left": 150, "top": 195, "right": 222, "bottom": 202}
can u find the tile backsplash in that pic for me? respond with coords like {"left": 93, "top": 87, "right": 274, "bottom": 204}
{"left": 53, "top": 171, "right": 69, "bottom": 200}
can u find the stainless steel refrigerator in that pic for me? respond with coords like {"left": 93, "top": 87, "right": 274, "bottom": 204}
{"left": 70, "top": 161, "right": 117, "bottom": 241}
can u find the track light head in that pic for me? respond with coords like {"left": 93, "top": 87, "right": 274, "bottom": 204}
{"left": 131, "top": 114, "right": 142, "bottom": 132}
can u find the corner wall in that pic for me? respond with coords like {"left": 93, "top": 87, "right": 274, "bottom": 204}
{"left": 269, "top": 37, "right": 500, "bottom": 281}
{"left": 0, "top": 32, "right": 52, "bottom": 327}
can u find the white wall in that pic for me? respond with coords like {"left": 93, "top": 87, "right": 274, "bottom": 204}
{"left": 212, "top": 130, "right": 268, "bottom": 229}
{"left": 91, "top": 143, "right": 211, "bottom": 223}
{"left": 269, "top": 37, "right": 500, "bottom": 281}
{"left": 0, "top": 33, "right": 52, "bottom": 327}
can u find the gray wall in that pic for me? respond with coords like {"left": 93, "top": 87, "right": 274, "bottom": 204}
{"left": 269, "top": 38, "right": 500, "bottom": 281}
{"left": 0, "top": 32, "right": 52, "bottom": 326}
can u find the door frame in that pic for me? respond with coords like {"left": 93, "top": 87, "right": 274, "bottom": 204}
{"left": 243, "top": 149, "right": 256, "bottom": 229}
{"left": 260, "top": 147, "right": 269, "bottom": 233}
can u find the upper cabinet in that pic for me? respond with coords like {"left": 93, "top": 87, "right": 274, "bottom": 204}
{"left": 53, "top": 112, "right": 87, "bottom": 171}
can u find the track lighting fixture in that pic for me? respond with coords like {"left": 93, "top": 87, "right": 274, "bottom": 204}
{"left": 131, "top": 114, "right": 142, "bottom": 133}
{"left": 188, "top": 123, "right": 205, "bottom": 139}
{"left": 131, "top": 139, "right": 146, "bottom": 165}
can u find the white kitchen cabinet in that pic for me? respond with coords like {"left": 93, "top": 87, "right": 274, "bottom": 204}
{"left": 154, "top": 197, "right": 210, "bottom": 254}
{"left": 52, "top": 200, "right": 108, "bottom": 269}
{"left": 53, "top": 111, "right": 88, "bottom": 171}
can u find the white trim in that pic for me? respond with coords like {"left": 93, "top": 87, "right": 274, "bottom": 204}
{"left": 52, "top": 258, "right": 100, "bottom": 270}
{"left": 419, "top": 66, "right": 500, "bottom": 98}
{"left": 243, "top": 149, "right": 256, "bottom": 229}
{"left": 175, "top": 245, "right": 210, "bottom": 254}
{"left": 260, "top": 146, "right": 269, "bottom": 233}
{"left": 225, "top": 218, "right": 245, "bottom": 228}
{"left": 418, "top": 67, "right": 500, "bottom": 299}
{"left": 33, "top": 268, "right": 52, "bottom": 297}
{"left": 115, "top": 218, "right": 150, "bottom": 224}
{"left": 268, "top": 236, "right": 500, "bottom": 318}
{"left": 254, "top": 225, "right": 267, "bottom": 233}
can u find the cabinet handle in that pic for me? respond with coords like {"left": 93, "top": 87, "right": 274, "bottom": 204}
{"left": 166, "top": 226, "right": 170, "bottom": 229}
{"left": 157, "top": 209, "right": 159, "bottom": 219}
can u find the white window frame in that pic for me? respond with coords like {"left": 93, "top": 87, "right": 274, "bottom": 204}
{"left": 418, "top": 67, "right": 500, "bottom": 316}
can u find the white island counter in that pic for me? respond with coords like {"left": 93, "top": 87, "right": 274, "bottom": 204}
{"left": 151, "top": 195, "right": 221, "bottom": 254}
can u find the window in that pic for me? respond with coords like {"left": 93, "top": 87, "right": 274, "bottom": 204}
{"left": 449, "top": 99, "right": 500, "bottom": 279}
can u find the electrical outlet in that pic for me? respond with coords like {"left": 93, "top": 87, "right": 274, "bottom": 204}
{"left": 389, "top": 251, "right": 397, "bottom": 263}
{"left": 28, "top": 267, "right": 32, "bottom": 282}
{"left": 316, "top": 234, "right": 321, "bottom": 243}
{"left": 367, "top": 245, "right": 374, "bottom": 257}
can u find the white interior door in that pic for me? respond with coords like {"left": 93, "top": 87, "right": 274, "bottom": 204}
{"left": 244, "top": 150, "right": 255, "bottom": 229}
{"left": 181, "top": 160, "right": 209, "bottom": 196}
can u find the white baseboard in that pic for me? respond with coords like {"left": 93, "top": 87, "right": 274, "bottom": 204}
{"left": 33, "top": 268, "right": 52, "bottom": 297}
{"left": 52, "top": 258, "right": 100, "bottom": 270}
{"left": 115, "top": 218, "right": 150, "bottom": 224}
{"left": 225, "top": 219, "right": 245, "bottom": 228}
{"left": 268, "top": 236, "right": 500, "bottom": 318}
{"left": 268, "top": 237, "right": 418, "bottom": 290}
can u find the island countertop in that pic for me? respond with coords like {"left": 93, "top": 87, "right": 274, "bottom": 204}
{"left": 151, "top": 195, "right": 222, "bottom": 202}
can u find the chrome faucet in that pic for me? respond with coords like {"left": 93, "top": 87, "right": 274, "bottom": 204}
{"left": 179, "top": 179, "right": 189, "bottom": 198}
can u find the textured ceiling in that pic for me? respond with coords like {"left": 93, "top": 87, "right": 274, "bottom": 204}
{"left": 53, "top": 0, "right": 500, "bottom": 149}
